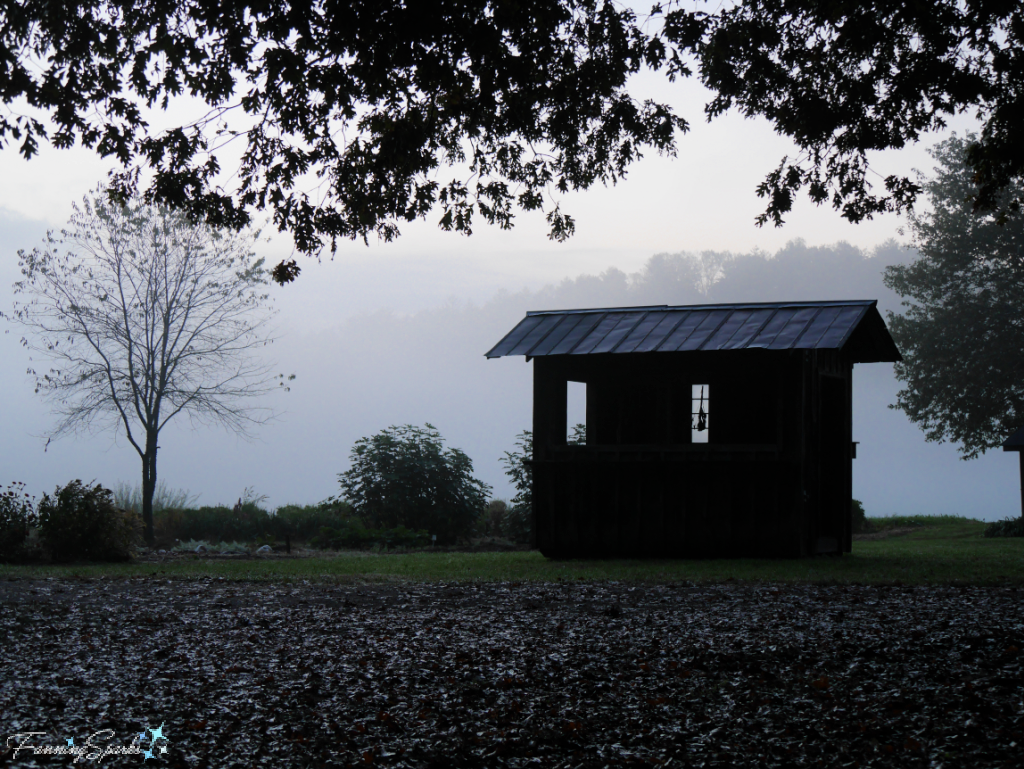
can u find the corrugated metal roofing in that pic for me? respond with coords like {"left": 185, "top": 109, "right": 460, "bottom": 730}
{"left": 485, "top": 300, "right": 901, "bottom": 363}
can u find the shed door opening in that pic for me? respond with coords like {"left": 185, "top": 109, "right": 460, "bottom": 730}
{"left": 692, "top": 384, "right": 709, "bottom": 443}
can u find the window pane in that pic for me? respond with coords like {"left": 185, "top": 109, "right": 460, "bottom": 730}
{"left": 691, "top": 384, "right": 709, "bottom": 443}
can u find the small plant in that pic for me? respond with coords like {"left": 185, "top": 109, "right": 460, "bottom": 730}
{"left": 172, "top": 539, "right": 250, "bottom": 553}
{"left": 37, "top": 480, "right": 141, "bottom": 562}
{"left": 0, "top": 482, "right": 38, "bottom": 562}
{"left": 240, "top": 486, "right": 270, "bottom": 508}
{"left": 172, "top": 539, "right": 210, "bottom": 552}
{"left": 984, "top": 517, "right": 1024, "bottom": 538}
{"left": 851, "top": 499, "right": 870, "bottom": 533}
{"left": 214, "top": 541, "right": 251, "bottom": 554}
{"left": 254, "top": 532, "right": 277, "bottom": 548}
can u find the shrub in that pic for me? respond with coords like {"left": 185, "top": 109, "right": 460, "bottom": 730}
{"left": 160, "top": 503, "right": 270, "bottom": 543}
{"left": 500, "top": 430, "right": 534, "bottom": 545}
{"left": 152, "top": 499, "right": 355, "bottom": 545}
{"left": 271, "top": 501, "right": 356, "bottom": 542}
{"left": 311, "top": 522, "right": 429, "bottom": 550}
{"left": 569, "top": 423, "right": 587, "bottom": 445}
{"left": 851, "top": 499, "right": 870, "bottom": 533}
{"left": 485, "top": 499, "right": 508, "bottom": 537}
{"left": 0, "top": 482, "right": 38, "bottom": 562}
{"left": 338, "top": 424, "right": 491, "bottom": 544}
{"left": 500, "top": 504, "right": 533, "bottom": 545}
{"left": 37, "top": 480, "right": 141, "bottom": 562}
{"left": 171, "top": 539, "right": 251, "bottom": 553}
{"left": 984, "top": 517, "right": 1024, "bottom": 537}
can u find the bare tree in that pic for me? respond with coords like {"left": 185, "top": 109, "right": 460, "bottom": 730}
{"left": 6, "top": 187, "right": 282, "bottom": 546}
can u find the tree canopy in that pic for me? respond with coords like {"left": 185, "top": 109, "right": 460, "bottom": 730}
{"left": 2, "top": 1, "right": 1021, "bottom": 282}
{"left": 672, "top": 1, "right": 1024, "bottom": 229}
{"left": 883, "top": 134, "right": 1024, "bottom": 459}
{"left": 1, "top": 0, "right": 682, "bottom": 282}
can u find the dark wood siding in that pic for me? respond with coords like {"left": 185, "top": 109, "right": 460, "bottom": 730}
{"left": 530, "top": 350, "right": 855, "bottom": 559}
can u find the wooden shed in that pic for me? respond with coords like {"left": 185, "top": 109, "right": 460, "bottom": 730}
{"left": 486, "top": 300, "right": 902, "bottom": 558}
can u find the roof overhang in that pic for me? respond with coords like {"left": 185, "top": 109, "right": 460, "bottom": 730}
{"left": 1004, "top": 426, "right": 1024, "bottom": 452}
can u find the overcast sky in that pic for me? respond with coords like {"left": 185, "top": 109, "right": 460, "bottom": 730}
{"left": 2, "top": 67, "right": 1017, "bottom": 522}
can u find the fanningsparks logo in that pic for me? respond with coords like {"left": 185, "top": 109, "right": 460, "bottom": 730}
{"left": 4, "top": 723, "right": 169, "bottom": 763}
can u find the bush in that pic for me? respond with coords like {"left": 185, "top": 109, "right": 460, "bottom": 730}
{"left": 0, "top": 482, "right": 38, "bottom": 562}
{"left": 37, "top": 480, "right": 141, "bottom": 562}
{"left": 984, "top": 517, "right": 1024, "bottom": 537}
{"left": 270, "top": 501, "right": 356, "bottom": 542}
{"left": 500, "top": 504, "right": 533, "bottom": 545}
{"left": 851, "top": 499, "right": 869, "bottom": 533}
{"left": 311, "top": 522, "right": 429, "bottom": 550}
{"left": 485, "top": 500, "right": 508, "bottom": 537}
{"left": 338, "top": 424, "right": 491, "bottom": 544}
{"left": 152, "top": 499, "right": 355, "bottom": 545}
{"left": 154, "top": 502, "right": 270, "bottom": 543}
{"left": 500, "top": 431, "right": 534, "bottom": 545}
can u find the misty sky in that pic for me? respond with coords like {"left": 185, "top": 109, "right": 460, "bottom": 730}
{"left": 1, "top": 69, "right": 1017, "bottom": 522}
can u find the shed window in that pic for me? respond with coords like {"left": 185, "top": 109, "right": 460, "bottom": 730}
{"left": 567, "top": 381, "right": 587, "bottom": 443}
{"left": 691, "top": 384, "right": 709, "bottom": 443}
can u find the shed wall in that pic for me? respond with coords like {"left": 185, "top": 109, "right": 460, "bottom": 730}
{"left": 531, "top": 351, "right": 853, "bottom": 558}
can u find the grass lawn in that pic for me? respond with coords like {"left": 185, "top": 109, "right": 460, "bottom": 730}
{"left": 3, "top": 514, "right": 1021, "bottom": 585}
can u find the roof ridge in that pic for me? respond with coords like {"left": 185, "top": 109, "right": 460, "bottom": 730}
{"left": 526, "top": 300, "right": 876, "bottom": 316}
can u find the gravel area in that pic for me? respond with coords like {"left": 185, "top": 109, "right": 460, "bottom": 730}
{"left": 2, "top": 579, "right": 1022, "bottom": 768}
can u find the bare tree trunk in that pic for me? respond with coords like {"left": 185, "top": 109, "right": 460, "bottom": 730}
{"left": 141, "top": 430, "right": 158, "bottom": 547}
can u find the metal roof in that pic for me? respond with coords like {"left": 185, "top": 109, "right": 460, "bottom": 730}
{"left": 485, "top": 300, "right": 901, "bottom": 363}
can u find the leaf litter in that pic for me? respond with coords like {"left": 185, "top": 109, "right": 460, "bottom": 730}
{"left": 1, "top": 579, "right": 1022, "bottom": 767}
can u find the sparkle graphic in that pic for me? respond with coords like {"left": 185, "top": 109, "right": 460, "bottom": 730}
{"left": 139, "top": 722, "right": 169, "bottom": 762}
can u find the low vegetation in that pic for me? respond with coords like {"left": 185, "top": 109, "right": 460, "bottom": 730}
{"left": 984, "top": 516, "right": 1024, "bottom": 538}
{"left": 2, "top": 514, "right": 1022, "bottom": 586}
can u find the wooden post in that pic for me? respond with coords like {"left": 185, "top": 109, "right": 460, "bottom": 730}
{"left": 1001, "top": 426, "right": 1024, "bottom": 521}
{"left": 1019, "top": 453, "right": 1024, "bottom": 521}
{"left": 533, "top": 357, "right": 567, "bottom": 453}
{"left": 533, "top": 357, "right": 567, "bottom": 553}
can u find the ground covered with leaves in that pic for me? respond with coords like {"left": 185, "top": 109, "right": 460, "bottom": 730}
{"left": 1, "top": 579, "right": 1022, "bottom": 768}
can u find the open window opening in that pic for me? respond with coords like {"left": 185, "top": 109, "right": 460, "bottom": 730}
{"left": 691, "top": 384, "right": 709, "bottom": 443}
{"left": 567, "top": 380, "right": 587, "bottom": 445}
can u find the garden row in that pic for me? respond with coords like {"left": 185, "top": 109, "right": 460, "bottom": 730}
{"left": 4, "top": 422, "right": 1021, "bottom": 564}
{"left": 0, "top": 424, "right": 535, "bottom": 563}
